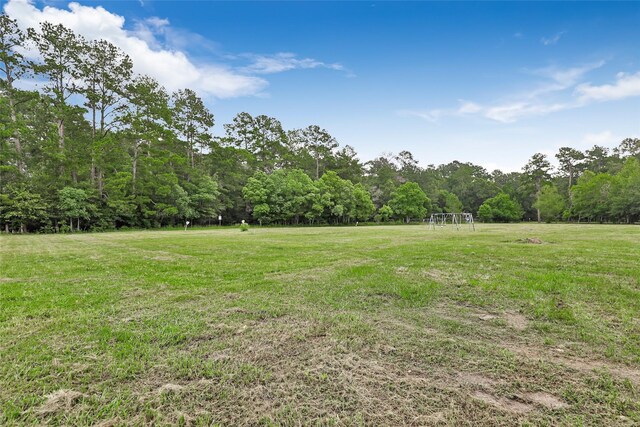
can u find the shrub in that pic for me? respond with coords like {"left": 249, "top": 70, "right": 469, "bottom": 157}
{"left": 240, "top": 221, "right": 249, "bottom": 232}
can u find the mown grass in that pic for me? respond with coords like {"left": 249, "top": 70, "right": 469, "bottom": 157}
{"left": 1, "top": 224, "right": 639, "bottom": 426}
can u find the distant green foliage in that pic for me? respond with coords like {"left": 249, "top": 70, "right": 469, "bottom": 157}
{"left": 240, "top": 222, "right": 249, "bottom": 232}
{"left": 436, "top": 190, "right": 463, "bottom": 213}
{"left": 534, "top": 184, "right": 565, "bottom": 223}
{"left": 378, "top": 204, "right": 393, "bottom": 222}
{"left": 1, "top": 187, "right": 47, "bottom": 232}
{"left": 572, "top": 171, "right": 616, "bottom": 222}
{"left": 58, "top": 186, "right": 94, "bottom": 231}
{"left": 389, "top": 182, "right": 430, "bottom": 223}
{"left": 478, "top": 193, "right": 523, "bottom": 222}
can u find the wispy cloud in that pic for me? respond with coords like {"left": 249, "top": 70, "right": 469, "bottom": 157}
{"left": 399, "top": 61, "right": 640, "bottom": 124}
{"left": 575, "top": 71, "right": 640, "bottom": 101}
{"left": 240, "top": 52, "right": 344, "bottom": 74}
{"left": 541, "top": 31, "right": 566, "bottom": 46}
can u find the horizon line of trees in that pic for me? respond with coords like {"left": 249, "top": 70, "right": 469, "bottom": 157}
{"left": 1, "top": 15, "right": 639, "bottom": 233}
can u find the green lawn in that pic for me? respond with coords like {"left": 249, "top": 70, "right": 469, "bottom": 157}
{"left": 1, "top": 224, "right": 639, "bottom": 426}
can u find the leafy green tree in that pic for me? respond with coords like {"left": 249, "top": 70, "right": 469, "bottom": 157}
{"left": 29, "top": 22, "right": 85, "bottom": 180}
{"left": 378, "top": 204, "right": 393, "bottom": 222}
{"left": 316, "top": 170, "right": 356, "bottom": 223}
{"left": 352, "top": 183, "right": 375, "bottom": 221}
{"left": 243, "top": 171, "right": 275, "bottom": 225}
{"left": 223, "top": 113, "right": 287, "bottom": 172}
{"left": 78, "top": 38, "right": 132, "bottom": 194}
{"left": 616, "top": 138, "right": 640, "bottom": 160}
{"left": 571, "top": 171, "right": 615, "bottom": 222}
{"left": 533, "top": 184, "right": 565, "bottom": 222}
{"left": 0, "top": 13, "right": 29, "bottom": 174}
{"left": 522, "top": 153, "right": 552, "bottom": 222}
{"left": 289, "top": 125, "right": 338, "bottom": 179}
{"left": 556, "top": 147, "right": 584, "bottom": 190}
{"left": 365, "top": 155, "right": 400, "bottom": 208}
{"left": 2, "top": 187, "right": 48, "bottom": 232}
{"left": 121, "top": 75, "right": 172, "bottom": 195}
{"left": 439, "top": 161, "right": 498, "bottom": 214}
{"left": 59, "top": 187, "right": 93, "bottom": 231}
{"left": 436, "top": 190, "right": 463, "bottom": 213}
{"left": 584, "top": 145, "right": 611, "bottom": 173}
{"left": 477, "top": 193, "right": 523, "bottom": 223}
{"left": 172, "top": 88, "right": 214, "bottom": 170}
{"left": 329, "top": 145, "right": 363, "bottom": 183}
{"left": 609, "top": 158, "right": 640, "bottom": 223}
{"left": 281, "top": 169, "right": 316, "bottom": 224}
{"left": 389, "top": 182, "right": 429, "bottom": 223}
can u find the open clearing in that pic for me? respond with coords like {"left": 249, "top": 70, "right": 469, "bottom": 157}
{"left": 1, "top": 224, "right": 639, "bottom": 426}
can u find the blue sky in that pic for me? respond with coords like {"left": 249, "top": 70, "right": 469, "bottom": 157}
{"left": 4, "top": 0, "right": 640, "bottom": 171}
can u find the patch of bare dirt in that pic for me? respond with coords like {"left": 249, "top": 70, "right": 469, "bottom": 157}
{"left": 94, "top": 419, "right": 119, "bottom": 427}
{"left": 471, "top": 390, "right": 534, "bottom": 414}
{"left": 146, "top": 255, "right": 178, "bottom": 261}
{"left": 37, "top": 389, "right": 84, "bottom": 414}
{"left": 518, "top": 237, "right": 543, "bottom": 244}
{"left": 457, "top": 373, "right": 497, "bottom": 388}
{"left": 395, "top": 266, "right": 409, "bottom": 275}
{"left": 504, "top": 312, "right": 529, "bottom": 331}
{"left": 503, "top": 343, "right": 640, "bottom": 386}
{"left": 523, "top": 392, "right": 567, "bottom": 410}
{"left": 421, "top": 269, "right": 464, "bottom": 284}
{"left": 156, "top": 383, "right": 183, "bottom": 394}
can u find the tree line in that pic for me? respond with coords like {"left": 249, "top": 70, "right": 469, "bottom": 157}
{"left": 1, "top": 15, "right": 639, "bottom": 232}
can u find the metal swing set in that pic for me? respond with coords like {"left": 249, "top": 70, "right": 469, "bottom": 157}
{"left": 428, "top": 212, "right": 475, "bottom": 231}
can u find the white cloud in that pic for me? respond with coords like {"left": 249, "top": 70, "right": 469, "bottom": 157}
{"left": 4, "top": 0, "right": 266, "bottom": 98}
{"left": 241, "top": 52, "right": 344, "bottom": 74}
{"left": 401, "top": 61, "right": 640, "bottom": 124}
{"left": 400, "top": 98, "right": 577, "bottom": 125}
{"left": 575, "top": 71, "right": 640, "bottom": 102}
{"left": 541, "top": 31, "right": 566, "bottom": 46}
{"left": 483, "top": 102, "right": 572, "bottom": 123}
{"left": 529, "top": 61, "right": 604, "bottom": 88}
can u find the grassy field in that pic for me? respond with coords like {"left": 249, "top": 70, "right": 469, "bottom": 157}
{"left": 1, "top": 224, "right": 639, "bottom": 426}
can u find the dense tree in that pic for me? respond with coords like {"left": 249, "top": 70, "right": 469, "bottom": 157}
{"left": 1, "top": 187, "right": 48, "bottom": 232}
{"left": 365, "top": 154, "right": 400, "bottom": 208}
{"left": 289, "top": 125, "right": 338, "bottom": 179}
{"left": 435, "top": 190, "right": 463, "bottom": 213}
{"left": 58, "top": 186, "right": 93, "bottom": 231}
{"left": 477, "top": 193, "right": 523, "bottom": 223}
{"left": 78, "top": 39, "right": 132, "bottom": 194}
{"left": 389, "top": 182, "right": 430, "bottom": 223}
{"left": 0, "top": 14, "right": 29, "bottom": 175}
{"left": 533, "top": 184, "right": 565, "bottom": 223}
{"left": 377, "top": 204, "right": 393, "bottom": 222}
{"left": 522, "top": 153, "right": 552, "bottom": 222}
{"left": 439, "top": 161, "right": 498, "bottom": 214}
{"left": 172, "top": 88, "right": 214, "bottom": 170}
{"left": 29, "top": 22, "right": 85, "bottom": 181}
{"left": 572, "top": 171, "right": 615, "bottom": 222}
